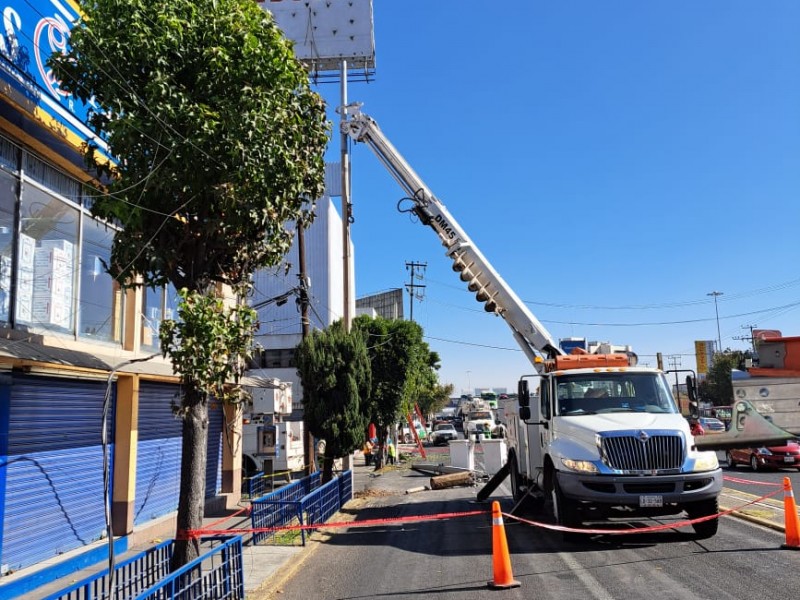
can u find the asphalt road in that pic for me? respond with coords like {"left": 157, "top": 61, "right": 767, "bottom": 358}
{"left": 259, "top": 456, "right": 799, "bottom": 600}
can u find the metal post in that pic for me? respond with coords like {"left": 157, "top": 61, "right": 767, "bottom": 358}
{"left": 340, "top": 60, "right": 352, "bottom": 332}
{"left": 339, "top": 61, "right": 354, "bottom": 484}
{"left": 707, "top": 291, "right": 723, "bottom": 353}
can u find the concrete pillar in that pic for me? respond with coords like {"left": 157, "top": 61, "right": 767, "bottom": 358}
{"left": 222, "top": 402, "right": 242, "bottom": 503}
{"left": 112, "top": 374, "right": 139, "bottom": 534}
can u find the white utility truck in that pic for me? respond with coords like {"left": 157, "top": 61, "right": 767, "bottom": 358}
{"left": 241, "top": 381, "right": 304, "bottom": 479}
{"left": 342, "top": 103, "right": 792, "bottom": 539}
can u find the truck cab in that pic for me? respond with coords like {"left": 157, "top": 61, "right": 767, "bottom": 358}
{"left": 509, "top": 364, "right": 723, "bottom": 538}
{"left": 465, "top": 408, "right": 495, "bottom": 438}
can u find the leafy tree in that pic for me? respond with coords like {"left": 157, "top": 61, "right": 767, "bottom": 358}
{"left": 48, "top": 0, "right": 329, "bottom": 568}
{"left": 417, "top": 381, "right": 454, "bottom": 418}
{"left": 295, "top": 323, "right": 371, "bottom": 482}
{"left": 353, "top": 316, "right": 412, "bottom": 443}
{"left": 353, "top": 315, "right": 447, "bottom": 464}
{"left": 700, "top": 350, "right": 749, "bottom": 406}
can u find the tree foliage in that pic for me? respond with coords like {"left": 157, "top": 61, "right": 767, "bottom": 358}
{"left": 160, "top": 289, "right": 257, "bottom": 405}
{"left": 699, "top": 350, "right": 749, "bottom": 406}
{"left": 49, "top": 0, "right": 329, "bottom": 293}
{"left": 295, "top": 323, "right": 371, "bottom": 482}
{"left": 47, "top": 0, "right": 330, "bottom": 568}
{"left": 353, "top": 315, "right": 446, "bottom": 462}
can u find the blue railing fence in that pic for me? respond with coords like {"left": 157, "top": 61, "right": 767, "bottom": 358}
{"left": 44, "top": 536, "right": 243, "bottom": 600}
{"left": 246, "top": 466, "right": 310, "bottom": 499}
{"left": 45, "top": 469, "right": 352, "bottom": 599}
{"left": 250, "top": 469, "right": 352, "bottom": 546}
{"left": 133, "top": 536, "right": 243, "bottom": 600}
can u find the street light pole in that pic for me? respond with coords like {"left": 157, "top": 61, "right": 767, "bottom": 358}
{"left": 707, "top": 291, "right": 723, "bottom": 353}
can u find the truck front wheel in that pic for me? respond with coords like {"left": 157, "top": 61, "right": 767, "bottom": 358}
{"left": 686, "top": 497, "right": 719, "bottom": 539}
{"left": 548, "top": 472, "right": 582, "bottom": 540}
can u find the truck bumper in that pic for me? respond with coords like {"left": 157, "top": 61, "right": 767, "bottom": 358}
{"left": 556, "top": 468, "right": 723, "bottom": 506}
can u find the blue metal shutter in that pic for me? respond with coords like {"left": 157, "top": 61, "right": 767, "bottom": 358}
{"left": 206, "top": 399, "right": 223, "bottom": 498}
{"left": 2, "top": 374, "right": 112, "bottom": 572}
{"left": 134, "top": 382, "right": 182, "bottom": 526}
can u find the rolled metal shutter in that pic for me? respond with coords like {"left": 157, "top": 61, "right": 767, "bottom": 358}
{"left": 2, "top": 374, "right": 112, "bottom": 572}
{"left": 134, "top": 382, "right": 182, "bottom": 526}
{"left": 206, "top": 398, "right": 223, "bottom": 497}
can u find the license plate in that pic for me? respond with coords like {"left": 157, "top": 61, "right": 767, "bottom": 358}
{"left": 639, "top": 495, "right": 663, "bottom": 507}
{"left": 785, "top": 456, "right": 795, "bottom": 463}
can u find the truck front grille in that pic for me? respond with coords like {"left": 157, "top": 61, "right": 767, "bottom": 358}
{"left": 600, "top": 433, "right": 685, "bottom": 472}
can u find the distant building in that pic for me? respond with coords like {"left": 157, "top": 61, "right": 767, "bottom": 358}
{"left": 356, "top": 288, "right": 404, "bottom": 320}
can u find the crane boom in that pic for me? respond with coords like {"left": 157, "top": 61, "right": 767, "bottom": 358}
{"left": 341, "top": 103, "right": 563, "bottom": 362}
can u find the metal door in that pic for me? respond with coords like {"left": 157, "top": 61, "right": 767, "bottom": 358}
{"left": 1, "top": 374, "right": 112, "bottom": 572}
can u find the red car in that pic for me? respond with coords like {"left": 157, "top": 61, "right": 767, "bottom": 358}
{"left": 726, "top": 440, "right": 800, "bottom": 472}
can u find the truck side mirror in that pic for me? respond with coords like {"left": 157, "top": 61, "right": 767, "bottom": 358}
{"left": 686, "top": 375, "right": 697, "bottom": 403}
{"left": 519, "top": 406, "right": 531, "bottom": 420}
{"left": 685, "top": 375, "right": 699, "bottom": 419}
{"left": 518, "top": 379, "right": 530, "bottom": 407}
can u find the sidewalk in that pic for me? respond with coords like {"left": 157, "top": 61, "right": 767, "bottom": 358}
{"left": 3, "top": 456, "right": 392, "bottom": 599}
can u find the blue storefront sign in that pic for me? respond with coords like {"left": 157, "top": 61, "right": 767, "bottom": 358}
{"left": 0, "top": 0, "right": 110, "bottom": 160}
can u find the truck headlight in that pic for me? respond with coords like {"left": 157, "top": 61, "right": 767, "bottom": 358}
{"left": 561, "top": 458, "right": 599, "bottom": 474}
{"left": 693, "top": 452, "right": 719, "bottom": 472}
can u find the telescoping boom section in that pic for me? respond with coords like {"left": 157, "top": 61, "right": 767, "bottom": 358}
{"left": 341, "top": 103, "right": 562, "bottom": 365}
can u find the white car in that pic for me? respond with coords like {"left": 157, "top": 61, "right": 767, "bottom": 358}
{"left": 429, "top": 423, "right": 458, "bottom": 446}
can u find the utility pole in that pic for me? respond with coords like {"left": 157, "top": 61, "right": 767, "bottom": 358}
{"left": 668, "top": 355, "right": 682, "bottom": 401}
{"left": 405, "top": 261, "right": 427, "bottom": 322}
{"left": 733, "top": 324, "right": 758, "bottom": 354}
{"left": 297, "top": 218, "right": 315, "bottom": 475}
{"left": 707, "top": 291, "right": 723, "bottom": 353}
{"left": 340, "top": 62, "right": 353, "bottom": 333}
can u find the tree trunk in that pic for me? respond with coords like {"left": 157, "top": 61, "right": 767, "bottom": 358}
{"left": 170, "top": 389, "right": 209, "bottom": 571}
{"left": 321, "top": 452, "right": 334, "bottom": 484}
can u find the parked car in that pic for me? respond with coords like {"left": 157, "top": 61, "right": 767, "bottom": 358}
{"left": 429, "top": 423, "right": 458, "bottom": 446}
{"left": 698, "top": 417, "right": 725, "bottom": 434}
{"left": 727, "top": 440, "right": 800, "bottom": 472}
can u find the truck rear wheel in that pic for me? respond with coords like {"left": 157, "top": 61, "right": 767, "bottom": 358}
{"left": 509, "top": 455, "right": 523, "bottom": 502}
{"left": 687, "top": 497, "right": 719, "bottom": 539}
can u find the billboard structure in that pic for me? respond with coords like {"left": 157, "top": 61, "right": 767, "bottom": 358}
{"left": 261, "top": 0, "right": 376, "bottom": 81}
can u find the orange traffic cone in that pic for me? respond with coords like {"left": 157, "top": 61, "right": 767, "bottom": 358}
{"left": 782, "top": 476, "right": 800, "bottom": 550}
{"left": 488, "top": 500, "right": 521, "bottom": 589}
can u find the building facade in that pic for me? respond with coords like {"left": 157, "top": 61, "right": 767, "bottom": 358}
{"left": 0, "top": 1, "right": 239, "bottom": 592}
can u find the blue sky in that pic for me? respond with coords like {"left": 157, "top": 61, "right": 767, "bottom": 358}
{"left": 312, "top": 1, "right": 800, "bottom": 394}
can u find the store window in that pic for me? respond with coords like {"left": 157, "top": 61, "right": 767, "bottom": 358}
{"left": 0, "top": 170, "right": 17, "bottom": 323}
{"left": 16, "top": 180, "right": 79, "bottom": 333}
{"left": 79, "top": 218, "right": 121, "bottom": 342}
{"left": 142, "top": 284, "right": 180, "bottom": 350}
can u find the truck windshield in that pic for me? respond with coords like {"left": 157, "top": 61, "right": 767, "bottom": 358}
{"left": 469, "top": 411, "right": 492, "bottom": 420}
{"left": 554, "top": 372, "right": 678, "bottom": 416}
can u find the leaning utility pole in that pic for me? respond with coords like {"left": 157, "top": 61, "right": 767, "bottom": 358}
{"left": 405, "top": 261, "right": 427, "bottom": 322}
